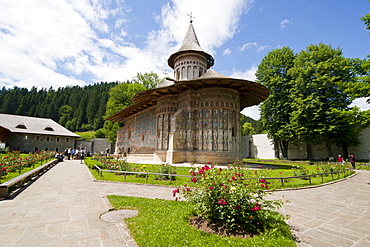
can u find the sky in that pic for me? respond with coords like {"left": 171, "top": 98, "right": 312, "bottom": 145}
{"left": 0, "top": 0, "right": 369, "bottom": 120}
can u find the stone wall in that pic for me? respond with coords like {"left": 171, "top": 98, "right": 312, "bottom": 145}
{"left": 116, "top": 106, "right": 157, "bottom": 154}
{"left": 241, "top": 127, "right": 370, "bottom": 161}
{"left": 7, "top": 133, "right": 76, "bottom": 153}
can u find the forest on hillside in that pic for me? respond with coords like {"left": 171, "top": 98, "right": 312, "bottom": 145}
{"left": 0, "top": 82, "right": 118, "bottom": 131}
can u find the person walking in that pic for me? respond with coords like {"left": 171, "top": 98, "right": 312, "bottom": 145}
{"left": 349, "top": 155, "right": 356, "bottom": 169}
{"left": 80, "top": 149, "right": 85, "bottom": 164}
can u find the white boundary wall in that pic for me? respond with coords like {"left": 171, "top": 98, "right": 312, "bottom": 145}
{"left": 241, "top": 127, "right": 370, "bottom": 160}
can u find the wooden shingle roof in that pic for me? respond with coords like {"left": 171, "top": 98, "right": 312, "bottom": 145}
{"left": 106, "top": 70, "right": 269, "bottom": 123}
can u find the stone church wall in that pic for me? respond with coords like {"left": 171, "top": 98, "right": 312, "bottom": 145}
{"left": 116, "top": 106, "right": 157, "bottom": 154}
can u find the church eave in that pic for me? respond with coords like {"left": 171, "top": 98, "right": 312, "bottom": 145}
{"left": 106, "top": 77, "right": 269, "bottom": 123}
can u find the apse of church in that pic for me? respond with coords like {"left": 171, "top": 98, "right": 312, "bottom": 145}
{"left": 108, "top": 22, "right": 269, "bottom": 164}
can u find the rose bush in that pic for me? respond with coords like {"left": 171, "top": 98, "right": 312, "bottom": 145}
{"left": 173, "top": 163, "right": 286, "bottom": 233}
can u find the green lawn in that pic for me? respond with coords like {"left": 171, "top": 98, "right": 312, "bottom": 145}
{"left": 86, "top": 158, "right": 355, "bottom": 190}
{"left": 107, "top": 195, "right": 295, "bottom": 247}
{"left": 0, "top": 158, "right": 55, "bottom": 183}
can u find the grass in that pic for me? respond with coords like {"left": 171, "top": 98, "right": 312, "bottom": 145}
{"left": 86, "top": 158, "right": 355, "bottom": 190}
{"left": 0, "top": 158, "right": 55, "bottom": 183}
{"left": 74, "top": 131, "right": 96, "bottom": 141}
{"left": 107, "top": 195, "right": 295, "bottom": 247}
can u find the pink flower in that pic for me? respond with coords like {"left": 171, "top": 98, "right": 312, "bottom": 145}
{"left": 231, "top": 176, "right": 237, "bottom": 180}
{"left": 207, "top": 162, "right": 211, "bottom": 164}
{"left": 259, "top": 179, "right": 266, "bottom": 183}
{"left": 191, "top": 177, "right": 197, "bottom": 182}
{"left": 260, "top": 184, "right": 265, "bottom": 187}
{"left": 251, "top": 206, "right": 261, "bottom": 212}
{"left": 209, "top": 187, "right": 214, "bottom": 190}
{"left": 172, "top": 188, "right": 179, "bottom": 197}
{"left": 218, "top": 198, "right": 228, "bottom": 205}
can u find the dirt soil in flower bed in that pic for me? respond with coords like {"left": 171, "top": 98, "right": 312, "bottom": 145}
{"left": 189, "top": 216, "right": 261, "bottom": 238}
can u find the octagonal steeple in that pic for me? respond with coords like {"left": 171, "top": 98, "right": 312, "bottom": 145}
{"left": 167, "top": 23, "right": 214, "bottom": 81}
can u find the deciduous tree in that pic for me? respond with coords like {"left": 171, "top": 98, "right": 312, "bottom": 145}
{"left": 256, "top": 47, "right": 296, "bottom": 158}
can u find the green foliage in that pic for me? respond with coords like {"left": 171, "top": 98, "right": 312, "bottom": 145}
{"left": 241, "top": 122, "right": 255, "bottom": 136}
{"left": 107, "top": 196, "right": 295, "bottom": 247}
{"left": 346, "top": 57, "right": 370, "bottom": 102}
{"left": 175, "top": 163, "right": 285, "bottom": 233}
{"left": 159, "top": 163, "right": 177, "bottom": 180}
{"left": 256, "top": 47, "right": 296, "bottom": 158}
{"left": 257, "top": 43, "right": 369, "bottom": 159}
{"left": 240, "top": 114, "right": 262, "bottom": 133}
{"left": 95, "top": 128, "right": 106, "bottom": 138}
{"left": 131, "top": 72, "right": 163, "bottom": 90}
{"left": 84, "top": 158, "right": 101, "bottom": 169}
{"left": 75, "top": 131, "right": 96, "bottom": 141}
{"left": 361, "top": 10, "right": 370, "bottom": 32}
{"left": 0, "top": 82, "right": 118, "bottom": 131}
{"left": 289, "top": 43, "right": 357, "bottom": 157}
{"left": 103, "top": 82, "right": 146, "bottom": 143}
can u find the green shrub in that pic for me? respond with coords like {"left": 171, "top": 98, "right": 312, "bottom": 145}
{"left": 158, "top": 163, "right": 176, "bottom": 180}
{"left": 174, "top": 163, "right": 286, "bottom": 233}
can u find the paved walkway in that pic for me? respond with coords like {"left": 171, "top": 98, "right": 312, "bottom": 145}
{"left": 269, "top": 170, "right": 370, "bottom": 247}
{"left": 0, "top": 160, "right": 369, "bottom": 247}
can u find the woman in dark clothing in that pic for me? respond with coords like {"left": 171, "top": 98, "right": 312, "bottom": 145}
{"left": 349, "top": 155, "right": 356, "bottom": 169}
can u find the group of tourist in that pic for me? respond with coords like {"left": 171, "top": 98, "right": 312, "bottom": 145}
{"left": 337, "top": 154, "right": 356, "bottom": 169}
{"left": 55, "top": 148, "right": 90, "bottom": 164}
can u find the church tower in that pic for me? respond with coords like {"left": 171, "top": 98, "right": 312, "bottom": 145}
{"left": 167, "top": 23, "right": 214, "bottom": 81}
{"left": 107, "top": 21, "right": 269, "bottom": 165}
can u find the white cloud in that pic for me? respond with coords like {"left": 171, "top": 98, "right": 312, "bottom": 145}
{"left": 241, "top": 105, "right": 260, "bottom": 120}
{"left": 159, "top": 0, "right": 254, "bottom": 54}
{"left": 223, "top": 48, "right": 231, "bottom": 55}
{"left": 350, "top": 97, "right": 370, "bottom": 111}
{"left": 280, "top": 19, "right": 292, "bottom": 29}
{"left": 0, "top": 0, "right": 255, "bottom": 90}
{"left": 229, "top": 65, "right": 257, "bottom": 81}
{"left": 238, "top": 42, "right": 268, "bottom": 52}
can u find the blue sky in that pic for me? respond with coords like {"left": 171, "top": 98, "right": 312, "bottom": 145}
{"left": 0, "top": 0, "right": 369, "bottom": 119}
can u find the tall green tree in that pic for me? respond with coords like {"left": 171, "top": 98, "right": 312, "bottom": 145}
{"left": 346, "top": 10, "right": 370, "bottom": 102}
{"left": 103, "top": 82, "right": 146, "bottom": 143}
{"left": 131, "top": 72, "right": 163, "bottom": 89}
{"left": 256, "top": 47, "right": 296, "bottom": 158}
{"left": 289, "top": 43, "right": 353, "bottom": 158}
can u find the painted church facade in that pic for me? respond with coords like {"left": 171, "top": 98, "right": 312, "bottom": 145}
{"left": 107, "top": 23, "right": 269, "bottom": 164}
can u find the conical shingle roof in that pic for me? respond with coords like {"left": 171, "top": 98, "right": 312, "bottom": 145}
{"left": 167, "top": 23, "right": 214, "bottom": 69}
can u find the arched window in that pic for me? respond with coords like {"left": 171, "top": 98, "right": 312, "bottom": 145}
{"left": 187, "top": 66, "right": 192, "bottom": 79}
{"left": 181, "top": 67, "right": 186, "bottom": 80}
{"left": 176, "top": 69, "right": 180, "bottom": 81}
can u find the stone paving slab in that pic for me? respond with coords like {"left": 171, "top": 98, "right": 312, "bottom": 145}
{"left": 0, "top": 159, "right": 369, "bottom": 247}
{"left": 0, "top": 160, "right": 136, "bottom": 247}
{"left": 269, "top": 170, "right": 370, "bottom": 247}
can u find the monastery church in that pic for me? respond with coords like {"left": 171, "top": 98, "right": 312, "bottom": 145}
{"left": 107, "top": 22, "right": 269, "bottom": 164}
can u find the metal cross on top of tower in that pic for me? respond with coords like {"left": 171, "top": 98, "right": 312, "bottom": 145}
{"left": 188, "top": 12, "right": 194, "bottom": 23}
